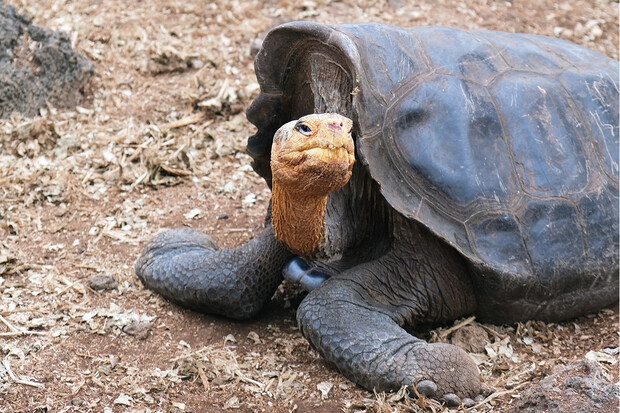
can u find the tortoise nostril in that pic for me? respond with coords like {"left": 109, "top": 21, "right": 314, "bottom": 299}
{"left": 328, "top": 122, "right": 343, "bottom": 132}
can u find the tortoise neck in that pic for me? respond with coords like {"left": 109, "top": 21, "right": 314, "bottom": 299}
{"left": 271, "top": 180, "right": 327, "bottom": 256}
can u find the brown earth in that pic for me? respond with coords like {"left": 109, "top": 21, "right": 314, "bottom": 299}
{"left": 0, "top": 1, "right": 618, "bottom": 412}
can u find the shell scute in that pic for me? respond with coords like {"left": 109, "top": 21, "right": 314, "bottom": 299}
{"left": 489, "top": 71, "right": 591, "bottom": 198}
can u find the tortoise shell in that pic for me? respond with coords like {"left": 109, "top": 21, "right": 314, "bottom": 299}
{"left": 246, "top": 22, "right": 619, "bottom": 319}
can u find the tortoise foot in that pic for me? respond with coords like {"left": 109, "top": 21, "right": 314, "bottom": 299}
{"left": 408, "top": 342, "right": 480, "bottom": 402}
{"left": 297, "top": 281, "right": 481, "bottom": 402}
{"left": 136, "top": 226, "right": 291, "bottom": 319}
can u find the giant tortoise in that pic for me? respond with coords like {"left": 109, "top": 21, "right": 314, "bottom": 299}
{"left": 136, "top": 22, "right": 619, "bottom": 405}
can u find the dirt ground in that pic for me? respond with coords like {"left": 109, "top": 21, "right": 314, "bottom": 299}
{"left": 0, "top": 1, "right": 618, "bottom": 412}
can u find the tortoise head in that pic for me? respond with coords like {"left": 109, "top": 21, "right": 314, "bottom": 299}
{"left": 269, "top": 113, "right": 355, "bottom": 255}
{"left": 270, "top": 113, "right": 355, "bottom": 196}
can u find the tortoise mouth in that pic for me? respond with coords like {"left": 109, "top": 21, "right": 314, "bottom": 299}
{"left": 274, "top": 145, "right": 354, "bottom": 179}
{"left": 279, "top": 147, "right": 354, "bottom": 179}
{"left": 304, "top": 146, "right": 351, "bottom": 160}
{"left": 285, "top": 144, "right": 353, "bottom": 163}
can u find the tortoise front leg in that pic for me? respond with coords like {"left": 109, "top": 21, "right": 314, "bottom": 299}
{"left": 135, "top": 225, "right": 292, "bottom": 319}
{"left": 296, "top": 229, "right": 480, "bottom": 405}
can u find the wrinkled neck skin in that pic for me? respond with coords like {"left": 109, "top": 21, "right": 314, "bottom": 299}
{"left": 272, "top": 162, "right": 392, "bottom": 266}
{"left": 271, "top": 181, "right": 328, "bottom": 256}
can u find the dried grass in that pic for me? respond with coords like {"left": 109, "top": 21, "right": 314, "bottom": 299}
{"left": 0, "top": 0, "right": 618, "bottom": 412}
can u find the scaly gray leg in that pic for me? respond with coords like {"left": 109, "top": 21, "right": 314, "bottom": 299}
{"left": 296, "top": 235, "right": 480, "bottom": 405}
{"left": 135, "top": 226, "right": 292, "bottom": 319}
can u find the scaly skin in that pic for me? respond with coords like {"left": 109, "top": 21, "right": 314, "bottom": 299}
{"left": 135, "top": 225, "right": 292, "bottom": 319}
{"left": 296, "top": 217, "right": 481, "bottom": 405}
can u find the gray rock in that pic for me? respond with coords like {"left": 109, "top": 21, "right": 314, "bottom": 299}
{"left": 0, "top": 3, "right": 93, "bottom": 118}
{"left": 510, "top": 360, "right": 619, "bottom": 413}
{"left": 122, "top": 320, "right": 151, "bottom": 340}
{"left": 85, "top": 274, "right": 118, "bottom": 291}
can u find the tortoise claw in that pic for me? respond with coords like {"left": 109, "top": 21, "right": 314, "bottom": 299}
{"left": 462, "top": 397, "right": 475, "bottom": 407}
{"left": 442, "top": 393, "right": 461, "bottom": 407}
{"left": 415, "top": 380, "right": 438, "bottom": 397}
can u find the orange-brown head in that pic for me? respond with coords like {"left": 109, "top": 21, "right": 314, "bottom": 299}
{"left": 270, "top": 113, "right": 355, "bottom": 255}
{"left": 271, "top": 113, "right": 355, "bottom": 196}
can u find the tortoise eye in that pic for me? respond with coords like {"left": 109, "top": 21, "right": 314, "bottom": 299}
{"left": 295, "top": 122, "right": 312, "bottom": 135}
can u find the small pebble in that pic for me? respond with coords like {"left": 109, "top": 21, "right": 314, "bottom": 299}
{"left": 249, "top": 37, "right": 263, "bottom": 57}
{"left": 463, "top": 397, "right": 475, "bottom": 407}
{"left": 85, "top": 274, "right": 118, "bottom": 291}
{"left": 122, "top": 320, "right": 151, "bottom": 340}
{"left": 189, "top": 58, "right": 204, "bottom": 69}
{"left": 54, "top": 203, "right": 68, "bottom": 217}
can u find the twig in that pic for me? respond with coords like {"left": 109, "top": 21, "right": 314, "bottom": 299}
{"left": 92, "top": 222, "right": 114, "bottom": 245}
{"left": 0, "top": 314, "right": 20, "bottom": 332}
{"left": 57, "top": 275, "right": 78, "bottom": 296}
{"left": 76, "top": 352, "right": 94, "bottom": 358}
{"left": 0, "top": 309, "right": 30, "bottom": 315}
{"left": 0, "top": 331, "right": 46, "bottom": 337}
{"left": 169, "top": 346, "right": 211, "bottom": 362}
{"left": 264, "top": 377, "right": 275, "bottom": 394}
{"left": 75, "top": 264, "right": 101, "bottom": 271}
{"left": 1, "top": 313, "right": 47, "bottom": 335}
{"left": 2, "top": 359, "right": 45, "bottom": 389}
{"left": 105, "top": 136, "right": 153, "bottom": 180}
{"left": 479, "top": 323, "right": 508, "bottom": 340}
{"left": 216, "top": 78, "right": 230, "bottom": 100}
{"left": 160, "top": 113, "right": 211, "bottom": 131}
{"left": 466, "top": 382, "right": 528, "bottom": 411}
{"left": 234, "top": 369, "right": 264, "bottom": 388}
{"left": 438, "top": 316, "right": 476, "bottom": 340}
{"left": 102, "top": 230, "right": 147, "bottom": 244}
{"left": 129, "top": 170, "right": 149, "bottom": 191}
{"left": 197, "top": 365, "right": 210, "bottom": 391}
{"left": 0, "top": 314, "right": 47, "bottom": 336}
